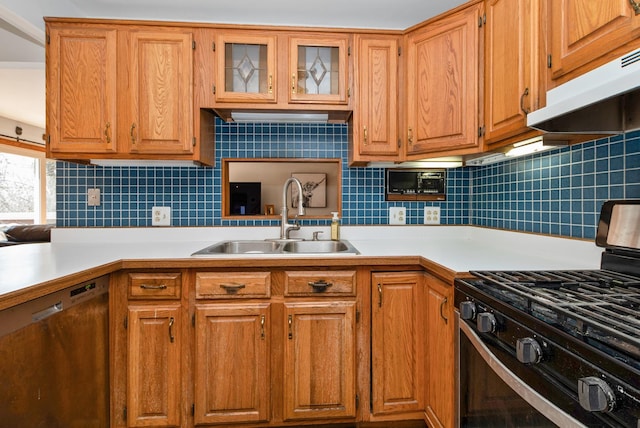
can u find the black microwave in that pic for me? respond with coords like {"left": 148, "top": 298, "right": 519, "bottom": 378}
{"left": 385, "top": 169, "right": 446, "bottom": 201}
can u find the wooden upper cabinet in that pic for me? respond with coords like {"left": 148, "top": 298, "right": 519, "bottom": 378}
{"left": 405, "top": 3, "right": 482, "bottom": 158}
{"left": 549, "top": 0, "right": 640, "bottom": 82}
{"left": 484, "top": 0, "right": 543, "bottom": 146}
{"left": 289, "top": 34, "right": 350, "bottom": 105}
{"left": 125, "top": 29, "right": 194, "bottom": 155}
{"left": 47, "top": 25, "right": 118, "bottom": 154}
{"left": 371, "top": 272, "right": 424, "bottom": 416}
{"left": 350, "top": 35, "right": 400, "bottom": 165}
{"left": 214, "top": 31, "right": 278, "bottom": 103}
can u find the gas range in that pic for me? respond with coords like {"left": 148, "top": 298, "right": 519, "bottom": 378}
{"left": 455, "top": 200, "right": 640, "bottom": 427}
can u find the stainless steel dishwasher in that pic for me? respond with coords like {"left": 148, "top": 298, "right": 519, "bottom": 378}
{"left": 0, "top": 275, "right": 109, "bottom": 427}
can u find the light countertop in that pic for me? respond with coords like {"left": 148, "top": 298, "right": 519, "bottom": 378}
{"left": 0, "top": 225, "right": 603, "bottom": 306}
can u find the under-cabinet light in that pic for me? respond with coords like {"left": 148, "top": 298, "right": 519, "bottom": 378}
{"left": 230, "top": 112, "right": 329, "bottom": 123}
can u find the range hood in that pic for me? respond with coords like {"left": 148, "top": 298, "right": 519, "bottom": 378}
{"left": 527, "top": 48, "right": 640, "bottom": 133}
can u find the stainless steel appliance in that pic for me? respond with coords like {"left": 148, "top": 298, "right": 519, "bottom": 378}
{"left": 0, "top": 275, "right": 110, "bottom": 427}
{"left": 455, "top": 200, "right": 640, "bottom": 427}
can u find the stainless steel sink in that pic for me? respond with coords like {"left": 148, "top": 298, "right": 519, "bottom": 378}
{"left": 281, "top": 240, "right": 358, "bottom": 254}
{"left": 191, "top": 239, "right": 359, "bottom": 256}
{"left": 192, "top": 240, "right": 281, "bottom": 255}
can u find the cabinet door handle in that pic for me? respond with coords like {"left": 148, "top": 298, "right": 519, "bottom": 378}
{"left": 268, "top": 75, "right": 273, "bottom": 94}
{"left": 291, "top": 74, "right": 297, "bottom": 94}
{"left": 130, "top": 123, "right": 137, "bottom": 144}
{"left": 260, "top": 315, "right": 266, "bottom": 340}
{"left": 308, "top": 280, "right": 333, "bottom": 292}
{"left": 520, "top": 87, "right": 530, "bottom": 114}
{"left": 140, "top": 284, "right": 167, "bottom": 290}
{"left": 288, "top": 314, "right": 293, "bottom": 339}
{"left": 440, "top": 297, "right": 448, "bottom": 324}
{"left": 407, "top": 127, "right": 413, "bottom": 145}
{"left": 363, "top": 126, "right": 368, "bottom": 144}
{"left": 169, "top": 316, "right": 175, "bottom": 343}
{"left": 104, "top": 122, "right": 111, "bottom": 144}
{"left": 220, "top": 283, "right": 246, "bottom": 294}
{"left": 377, "top": 283, "right": 383, "bottom": 307}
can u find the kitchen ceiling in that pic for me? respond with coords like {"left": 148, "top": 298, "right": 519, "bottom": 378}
{"left": 0, "top": 0, "right": 467, "bottom": 131}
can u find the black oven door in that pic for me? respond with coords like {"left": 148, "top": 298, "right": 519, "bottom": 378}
{"left": 458, "top": 316, "right": 593, "bottom": 428}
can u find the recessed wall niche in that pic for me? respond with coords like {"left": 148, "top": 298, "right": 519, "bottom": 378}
{"left": 222, "top": 159, "right": 341, "bottom": 219}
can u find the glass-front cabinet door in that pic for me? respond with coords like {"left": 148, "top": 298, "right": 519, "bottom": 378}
{"left": 289, "top": 35, "right": 349, "bottom": 104}
{"left": 215, "top": 32, "right": 277, "bottom": 103}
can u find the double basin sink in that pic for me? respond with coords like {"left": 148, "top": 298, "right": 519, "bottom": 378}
{"left": 192, "top": 239, "right": 359, "bottom": 256}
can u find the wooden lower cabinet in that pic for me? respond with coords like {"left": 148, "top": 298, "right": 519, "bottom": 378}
{"left": 370, "top": 272, "right": 425, "bottom": 417}
{"left": 194, "top": 303, "right": 271, "bottom": 425}
{"left": 283, "top": 301, "right": 357, "bottom": 421}
{"left": 127, "top": 304, "right": 182, "bottom": 427}
{"left": 424, "top": 273, "right": 455, "bottom": 428}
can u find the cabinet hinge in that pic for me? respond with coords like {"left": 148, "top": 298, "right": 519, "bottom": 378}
{"left": 123, "top": 406, "right": 127, "bottom": 421}
{"left": 212, "top": 41, "right": 216, "bottom": 51}
{"left": 356, "top": 309, "right": 360, "bottom": 323}
{"left": 398, "top": 46, "right": 402, "bottom": 56}
{"left": 356, "top": 394, "right": 359, "bottom": 409}
{"left": 47, "top": 134, "right": 51, "bottom": 144}
{"left": 192, "top": 137, "right": 196, "bottom": 147}
{"left": 547, "top": 54, "right": 552, "bottom": 69}
{"left": 192, "top": 314, "right": 196, "bottom": 327}
{"left": 212, "top": 84, "right": 216, "bottom": 95}
{"left": 347, "top": 46, "right": 351, "bottom": 56}
{"left": 192, "top": 40, "right": 196, "bottom": 50}
{"left": 348, "top": 87, "right": 351, "bottom": 98}
{"left": 124, "top": 316, "right": 128, "bottom": 329}
{"left": 478, "top": 126, "right": 485, "bottom": 137}
{"left": 191, "top": 403, "right": 195, "bottom": 416}
{"left": 478, "top": 13, "right": 486, "bottom": 27}
{"left": 397, "top": 138, "right": 401, "bottom": 148}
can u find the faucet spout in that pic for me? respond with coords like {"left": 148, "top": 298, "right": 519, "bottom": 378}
{"left": 280, "top": 177, "right": 306, "bottom": 239}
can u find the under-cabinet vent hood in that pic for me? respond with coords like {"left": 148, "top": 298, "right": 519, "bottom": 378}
{"left": 527, "top": 48, "right": 640, "bottom": 134}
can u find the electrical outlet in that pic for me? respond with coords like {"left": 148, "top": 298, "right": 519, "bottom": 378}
{"left": 424, "top": 206, "right": 441, "bottom": 224}
{"left": 87, "top": 188, "right": 100, "bottom": 206}
{"left": 152, "top": 206, "right": 171, "bottom": 226}
{"left": 389, "top": 207, "right": 406, "bottom": 225}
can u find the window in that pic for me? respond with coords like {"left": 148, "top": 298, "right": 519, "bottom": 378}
{"left": 0, "top": 141, "right": 55, "bottom": 224}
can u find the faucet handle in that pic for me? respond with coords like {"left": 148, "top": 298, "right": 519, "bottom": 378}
{"left": 312, "top": 231, "right": 323, "bottom": 241}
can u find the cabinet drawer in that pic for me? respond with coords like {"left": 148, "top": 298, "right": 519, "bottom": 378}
{"left": 284, "top": 270, "right": 356, "bottom": 296}
{"left": 195, "top": 272, "right": 271, "bottom": 299}
{"left": 128, "top": 273, "right": 181, "bottom": 299}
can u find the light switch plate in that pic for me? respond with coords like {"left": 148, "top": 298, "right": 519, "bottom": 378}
{"left": 424, "top": 206, "right": 441, "bottom": 224}
{"left": 152, "top": 206, "right": 171, "bottom": 226}
{"left": 389, "top": 207, "right": 406, "bottom": 225}
{"left": 87, "top": 188, "right": 100, "bottom": 206}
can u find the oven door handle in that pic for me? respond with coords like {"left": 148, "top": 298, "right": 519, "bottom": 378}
{"left": 459, "top": 320, "right": 588, "bottom": 428}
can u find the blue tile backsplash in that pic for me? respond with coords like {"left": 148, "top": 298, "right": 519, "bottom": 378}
{"left": 56, "top": 118, "right": 640, "bottom": 240}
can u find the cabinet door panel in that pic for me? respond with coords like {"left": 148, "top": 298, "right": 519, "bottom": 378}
{"left": 128, "top": 31, "right": 193, "bottom": 154}
{"left": 194, "top": 304, "right": 270, "bottom": 425}
{"left": 550, "top": 0, "right": 640, "bottom": 80}
{"left": 47, "top": 26, "right": 117, "bottom": 153}
{"left": 127, "top": 305, "right": 181, "bottom": 427}
{"left": 371, "top": 272, "right": 424, "bottom": 415}
{"left": 406, "top": 4, "right": 480, "bottom": 156}
{"left": 283, "top": 301, "right": 356, "bottom": 420}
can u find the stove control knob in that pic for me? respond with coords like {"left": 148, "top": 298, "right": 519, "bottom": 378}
{"left": 459, "top": 301, "right": 476, "bottom": 320}
{"left": 516, "top": 338, "right": 542, "bottom": 364}
{"left": 578, "top": 377, "right": 616, "bottom": 413}
{"left": 476, "top": 312, "right": 496, "bottom": 333}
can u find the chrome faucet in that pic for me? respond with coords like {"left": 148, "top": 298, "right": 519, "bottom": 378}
{"left": 280, "top": 177, "right": 306, "bottom": 239}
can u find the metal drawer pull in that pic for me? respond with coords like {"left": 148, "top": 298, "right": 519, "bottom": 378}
{"left": 377, "top": 283, "right": 383, "bottom": 307}
{"left": 169, "top": 316, "right": 175, "bottom": 343}
{"left": 140, "top": 284, "right": 167, "bottom": 290}
{"left": 520, "top": 87, "right": 530, "bottom": 114}
{"left": 288, "top": 315, "right": 293, "bottom": 339}
{"left": 308, "top": 280, "right": 333, "bottom": 292}
{"left": 260, "top": 315, "right": 266, "bottom": 340}
{"left": 440, "top": 297, "right": 448, "bottom": 324}
{"left": 130, "top": 123, "right": 137, "bottom": 144}
{"left": 104, "top": 122, "right": 111, "bottom": 144}
{"left": 220, "top": 283, "right": 246, "bottom": 294}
